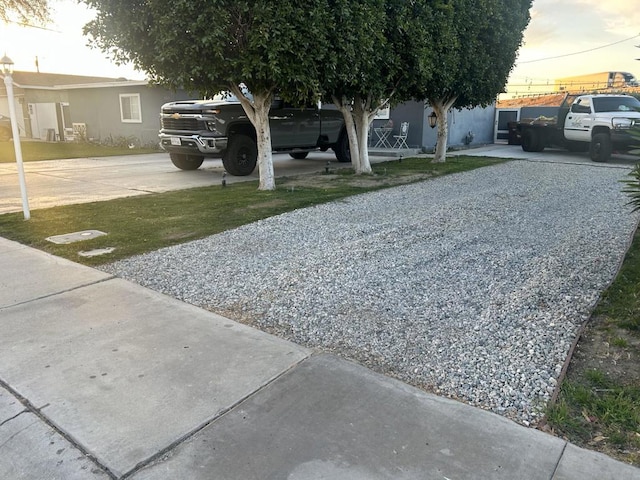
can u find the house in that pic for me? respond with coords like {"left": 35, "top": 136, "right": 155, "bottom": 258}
{"left": 0, "top": 71, "right": 192, "bottom": 146}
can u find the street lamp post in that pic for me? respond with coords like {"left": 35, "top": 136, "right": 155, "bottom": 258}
{"left": 2, "top": 55, "right": 30, "bottom": 220}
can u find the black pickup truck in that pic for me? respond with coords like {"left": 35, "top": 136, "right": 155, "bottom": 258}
{"left": 159, "top": 93, "right": 349, "bottom": 175}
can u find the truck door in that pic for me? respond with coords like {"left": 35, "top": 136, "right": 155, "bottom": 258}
{"left": 564, "top": 97, "right": 592, "bottom": 142}
{"left": 269, "top": 98, "right": 320, "bottom": 148}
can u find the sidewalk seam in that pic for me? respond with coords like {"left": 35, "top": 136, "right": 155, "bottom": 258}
{"left": 0, "top": 377, "right": 118, "bottom": 480}
{"left": 549, "top": 441, "right": 568, "bottom": 480}
{"left": 120, "top": 352, "right": 313, "bottom": 479}
{"left": 0, "top": 275, "right": 116, "bottom": 311}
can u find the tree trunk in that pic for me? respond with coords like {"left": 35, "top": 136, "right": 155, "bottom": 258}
{"left": 430, "top": 97, "right": 457, "bottom": 164}
{"left": 333, "top": 94, "right": 384, "bottom": 175}
{"left": 353, "top": 95, "right": 374, "bottom": 175}
{"left": 334, "top": 95, "right": 361, "bottom": 173}
{"left": 230, "top": 84, "right": 276, "bottom": 190}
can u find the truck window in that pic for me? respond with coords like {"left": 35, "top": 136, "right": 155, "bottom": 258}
{"left": 592, "top": 96, "right": 640, "bottom": 113}
{"left": 571, "top": 99, "right": 591, "bottom": 114}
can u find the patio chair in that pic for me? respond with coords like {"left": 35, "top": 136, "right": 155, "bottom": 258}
{"left": 393, "top": 122, "right": 409, "bottom": 148}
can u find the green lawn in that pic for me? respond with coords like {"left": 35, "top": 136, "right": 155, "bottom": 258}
{"left": 0, "top": 141, "right": 160, "bottom": 162}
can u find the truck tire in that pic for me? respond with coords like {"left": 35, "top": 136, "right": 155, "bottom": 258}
{"left": 170, "top": 153, "right": 204, "bottom": 170}
{"left": 290, "top": 152, "right": 309, "bottom": 159}
{"left": 590, "top": 133, "right": 611, "bottom": 162}
{"left": 333, "top": 130, "right": 351, "bottom": 163}
{"left": 521, "top": 129, "right": 544, "bottom": 152}
{"left": 223, "top": 134, "right": 258, "bottom": 175}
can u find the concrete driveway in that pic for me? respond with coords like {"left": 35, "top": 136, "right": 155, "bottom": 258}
{"left": 0, "top": 151, "right": 397, "bottom": 215}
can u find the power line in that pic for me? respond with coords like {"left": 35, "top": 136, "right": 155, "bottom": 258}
{"left": 6, "top": 19, "right": 61, "bottom": 33}
{"left": 517, "top": 33, "right": 640, "bottom": 64}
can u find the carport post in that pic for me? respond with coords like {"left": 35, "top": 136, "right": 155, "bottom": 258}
{"left": 2, "top": 55, "right": 30, "bottom": 220}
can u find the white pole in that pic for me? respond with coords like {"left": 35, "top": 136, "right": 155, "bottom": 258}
{"left": 4, "top": 73, "right": 30, "bottom": 220}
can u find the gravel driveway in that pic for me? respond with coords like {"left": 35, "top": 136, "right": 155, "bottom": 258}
{"left": 101, "top": 159, "right": 639, "bottom": 426}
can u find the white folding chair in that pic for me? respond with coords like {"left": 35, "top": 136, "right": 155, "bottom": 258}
{"left": 393, "top": 122, "right": 409, "bottom": 148}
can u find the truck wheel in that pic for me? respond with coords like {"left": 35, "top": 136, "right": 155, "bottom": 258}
{"left": 590, "top": 133, "right": 611, "bottom": 162}
{"left": 290, "top": 152, "right": 309, "bottom": 160}
{"left": 521, "top": 129, "right": 544, "bottom": 152}
{"left": 333, "top": 130, "right": 351, "bottom": 163}
{"left": 223, "top": 134, "right": 257, "bottom": 175}
{"left": 170, "top": 153, "right": 204, "bottom": 170}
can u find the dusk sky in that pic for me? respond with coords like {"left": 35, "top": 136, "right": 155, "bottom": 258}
{"left": 1, "top": 0, "right": 639, "bottom": 96}
{"left": 507, "top": 0, "right": 639, "bottom": 97}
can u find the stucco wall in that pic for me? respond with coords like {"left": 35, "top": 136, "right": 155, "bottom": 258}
{"left": 68, "top": 85, "right": 192, "bottom": 146}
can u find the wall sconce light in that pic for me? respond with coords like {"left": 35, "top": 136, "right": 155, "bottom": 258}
{"left": 428, "top": 111, "right": 437, "bottom": 129}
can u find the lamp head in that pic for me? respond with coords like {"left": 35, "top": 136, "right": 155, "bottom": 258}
{"left": 428, "top": 111, "right": 437, "bottom": 129}
{"left": 1, "top": 55, "right": 14, "bottom": 75}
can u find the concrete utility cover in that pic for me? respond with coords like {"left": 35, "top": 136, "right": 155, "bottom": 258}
{"left": 46, "top": 230, "right": 107, "bottom": 244}
{"left": 78, "top": 247, "right": 116, "bottom": 257}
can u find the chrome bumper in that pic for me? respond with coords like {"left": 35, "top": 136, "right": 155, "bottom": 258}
{"left": 159, "top": 133, "right": 228, "bottom": 154}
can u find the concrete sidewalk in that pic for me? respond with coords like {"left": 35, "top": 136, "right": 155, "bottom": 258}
{"left": 1, "top": 237, "right": 639, "bottom": 479}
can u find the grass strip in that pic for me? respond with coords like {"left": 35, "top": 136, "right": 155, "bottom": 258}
{"left": 0, "top": 155, "right": 502, "bottom": 266}
{"left": 0, "top": 142, "right": 160, "bottom": 162}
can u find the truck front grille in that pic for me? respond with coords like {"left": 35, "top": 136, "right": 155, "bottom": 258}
{"left": 161, "top": 117, "right": 201, "bottom": 130}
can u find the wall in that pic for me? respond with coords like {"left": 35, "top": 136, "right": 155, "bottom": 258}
{"left": 0, "top": 85, "right": 28, "bottom": 138}
{"left": 447, "top": 104, "right": 495, "bottom": 148}
{"left": 386, "top": 100, "right": 425, "bottom": 148}
{"left": 384, "top": 101, "right": 496, "bottom": 152}
{"left": 68, "top": 85, "right": 192, "bottom": 146}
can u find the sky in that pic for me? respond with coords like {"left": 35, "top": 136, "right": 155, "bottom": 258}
{"left": 1, "top": 0, "right": 639, "bottom": 92}
{"left": 506, "top": 0, "right": 640, "bottom": 97}
{"left": 0, "top": 0, "right": 144, "bottom": 79}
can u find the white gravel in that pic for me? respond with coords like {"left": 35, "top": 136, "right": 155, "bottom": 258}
{"left": 101, "top": 159, "right": 639, "bottom": 425}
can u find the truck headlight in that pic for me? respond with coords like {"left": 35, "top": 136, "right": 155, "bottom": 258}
{"left": 612, "top": 117, "right": 636, "bottom": 129}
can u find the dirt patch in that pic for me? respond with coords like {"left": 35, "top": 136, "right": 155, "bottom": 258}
{"left": 549, "top": 314, "right": 640, "bottom": 466}
{"left": 569, "top": 317, "right": 640, "bottom": 386}
{"left": 278, "top": 171, "right": 435, "bottom": 189}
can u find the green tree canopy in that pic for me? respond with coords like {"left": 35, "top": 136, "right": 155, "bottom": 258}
{"left": 321, "top": 0, "right": 437, "bottom": 173}
{"left": 414, "top": 0, "right": 532, "bottom": 162}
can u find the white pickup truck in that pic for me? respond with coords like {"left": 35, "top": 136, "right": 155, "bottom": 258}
{"left": 517, "top": 93, "right": 640, "bottom": 162}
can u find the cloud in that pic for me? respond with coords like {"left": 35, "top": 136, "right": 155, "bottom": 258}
{"left": 574, "top": 0, "right": 640, "bottom": 37}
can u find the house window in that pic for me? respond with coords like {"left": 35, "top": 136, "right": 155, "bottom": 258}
{"left": 120, "top": 93, "right": 142, "bottom": 123}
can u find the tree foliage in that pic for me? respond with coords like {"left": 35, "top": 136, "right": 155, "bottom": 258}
{"left": 621, "top": 126, "right": 640, "bottom": 212}
{"left": 0, "top": 0, "right": 49, "bottom": 23}
{"left": 323, "top": 0, "right": 437, "bottom": 173}
{"left": 416, "top": 0, "right": 532, "bottom": 162}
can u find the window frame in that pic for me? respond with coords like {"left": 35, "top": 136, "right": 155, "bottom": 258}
{"left": 119, "top": 93, "right": 142, "bottom": 123}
